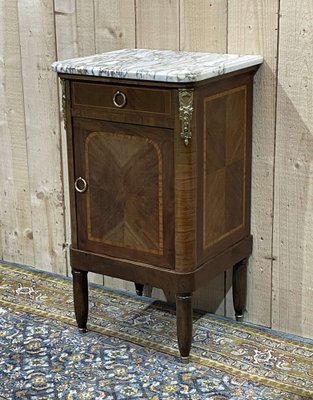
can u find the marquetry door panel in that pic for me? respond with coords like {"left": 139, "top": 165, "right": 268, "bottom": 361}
{"left": 73, "top": 118, "right": 174, "bottom": 268}
{"left": 199, "top": 85, "right": 251, "bottom": 261}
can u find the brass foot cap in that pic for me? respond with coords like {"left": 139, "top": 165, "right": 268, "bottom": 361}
{"left": 180, "top": 356, "right": 190, "bottom": 364}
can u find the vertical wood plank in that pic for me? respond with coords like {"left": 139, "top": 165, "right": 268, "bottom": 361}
{"left": 273, "top": 0, "right": 313, "bottom": 338}
{"left": 136, "top": 0, "right": 179, "bottom": 50}
{"left": 54, "top": 0, "right": 101, "bottom": 283}
{"left": 55, "top": 0, "right": 95, "bottom": 58}
{"left": 54, "top": 0, "right": 79, "bottom": 279}
{"left": 226, "top": 0, "right": 279, "bottom": 326}
{"left": 180, "top": 0, "right": 227, "bottom": 52}
{"left": 17, "top": 0, "right": 66, "bottom": 274}
{"left": 0, "top": 0, "right": 34, "bottom": 266}
{"left": 179, "top": 0, "right": 227, "bottom": 315}
{"left": 94, "top": 0, "right": 135, "bottom": 53}
{"left": 54, "top": 0, "right": 78, "bottom": 60}
{"left": 75, "top": 1, "right": 96, "bottom": 56}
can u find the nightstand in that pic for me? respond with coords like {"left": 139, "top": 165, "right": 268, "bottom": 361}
{"left": 52, "top": 49, "right": 262, "bottom": 360}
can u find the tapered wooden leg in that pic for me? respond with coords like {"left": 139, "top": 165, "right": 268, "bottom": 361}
{"left": 72, "top": 269, "right": 88, "bottom": 332}
{"left": 232, "top": 258, "right": 248, "bottom": 322}
{"left": 134, "top": 283, "right": 144, "bottom": 296}
{"left": 176, "top": 292, "right": 193, "bottom": 362}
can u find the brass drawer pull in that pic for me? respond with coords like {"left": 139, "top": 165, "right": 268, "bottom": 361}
{"left": 74, "top": 177, "right": 88, "bottom": 193}
{"left": 113, "top": 91, "right": 127, "bottom": 108}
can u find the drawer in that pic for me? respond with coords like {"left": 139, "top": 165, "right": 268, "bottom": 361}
{"left": 71, "top": 81, "right": 172, "bottom": 117}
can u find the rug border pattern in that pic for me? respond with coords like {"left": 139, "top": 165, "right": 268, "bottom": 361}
{"left": 1, "top": 263, "right": 312, "bottom": 398}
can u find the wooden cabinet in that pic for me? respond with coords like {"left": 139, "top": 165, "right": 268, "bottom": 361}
{"left": 58, "top": 54, "right": 261, "bottom": 360}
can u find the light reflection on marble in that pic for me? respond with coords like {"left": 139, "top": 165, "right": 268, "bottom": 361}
{"left": 51, "top": 48, "right": 263, "bottom": 83}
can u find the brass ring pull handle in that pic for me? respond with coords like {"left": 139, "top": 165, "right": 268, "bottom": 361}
{"left": 74, "top": 177, "right": 88, "bottom": 193}
{"left": 113, "top": 91, "right": 127, "bottom": 108}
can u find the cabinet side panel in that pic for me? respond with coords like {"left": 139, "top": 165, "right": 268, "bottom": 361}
{"left": 200, "top": 83, "right": 250, "bottom": 262}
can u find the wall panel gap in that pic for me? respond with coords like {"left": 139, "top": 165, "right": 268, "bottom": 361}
{"left": 270, "top": 0, "right": 282, "bottom": 329}
{"left": 52, "top": 0, "right": 69, "bottom": 276}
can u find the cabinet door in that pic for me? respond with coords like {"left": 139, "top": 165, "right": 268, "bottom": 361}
{"left": 73, "top": 118, "right": 174, "bottom": 269}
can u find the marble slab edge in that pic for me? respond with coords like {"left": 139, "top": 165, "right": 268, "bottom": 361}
{"left": 51, "top": 49, "right": 263, "bottom": 83}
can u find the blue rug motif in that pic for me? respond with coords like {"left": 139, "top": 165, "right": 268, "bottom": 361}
{"left": 0, "top": 262, "right": 312, "bottom": 399}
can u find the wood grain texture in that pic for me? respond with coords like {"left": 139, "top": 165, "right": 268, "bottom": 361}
{"left": 173, "top": 91, "right": 197, "bottom": 273}
{"left": 203, "top": 87, "right": 246, "bottom": 250}
{"left": 73, "top": 117, "right": 174, "bottom": 268}
{"left": 180, "top": 0, "right": 227, "bottom": 52}
{"left": 176, "top": 293, "right": 193, "bottom": 359}
{"left": 86, "top": 133, "right": 162, "bottom": 254}
{"left": 54, "top": 0, "right": 78, "bottom": 60}
{"left": 18, "top": 0, "right": 66, "bottom": 273}
{"left": 227, "top": 0, "right": 280, "bottom": 326}
{"left": 94, "top": 0, "right": 135, "bottom": 53}
{"left": 232, "top": 258, "right": 248, "bottom": 320}
{"left": 0, "top": 0, "right": 34, "bottom": 265}
{"left": 54, "top": 0, "right": 96, "bottom": 58}
{"left": 72, "top": 82, "right": 172, "bottom": 116}
{"left": 54, "top": 0, "right": 76, "bottom": 280}
{"left": 179, "top": 0, "right": 228, "bottom": 314}
{"left": 72, "top": 269, "right": 88, "bottom": 330}
{"left": 272, "top": 0, "right": 313, "bottom": 338}
{"left": 54, "top": 0, "right": 101, "bottom": 283}
{"left": 136, "top": 0, "right": 179, "bottom": 50}
{"left": 75, "top": 0, "right": 96, "bottom": 57}
{"left": 91, "top": 0, "right": 136, "bottom": 290}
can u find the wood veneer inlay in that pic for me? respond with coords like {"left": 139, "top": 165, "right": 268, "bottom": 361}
{"left": 203, "top": 86, "right": 247, "bottom": 249}
{"left": 85, "top": 131, "right": 164, "bottom": 255}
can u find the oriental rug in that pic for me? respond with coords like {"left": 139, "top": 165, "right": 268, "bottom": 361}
{"left": 0, "top": 262, "right": 312, "bottom": 399}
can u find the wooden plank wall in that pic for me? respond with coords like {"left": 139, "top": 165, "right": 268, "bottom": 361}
{"left": 1, "top": 0, "right": 312, "bottom": 338}
{"left": 273, "top": 0, "right": 313, "bottom": 337}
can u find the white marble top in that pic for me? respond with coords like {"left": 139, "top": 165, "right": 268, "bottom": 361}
{"left": 51, "top": 48, "right": 263, "bottom": 83}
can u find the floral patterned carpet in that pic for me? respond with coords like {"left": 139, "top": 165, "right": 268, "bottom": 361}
{"left": 0, "top": 263, "right": 312, "bottom": 399}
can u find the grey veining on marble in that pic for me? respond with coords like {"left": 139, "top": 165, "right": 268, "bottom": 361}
{"left": 51, "top": 48, "right": 263, "bottom": 83}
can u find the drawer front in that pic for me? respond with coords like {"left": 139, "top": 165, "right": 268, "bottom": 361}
{"left": 71, "top": 81, "right": 172, "bottom": 117}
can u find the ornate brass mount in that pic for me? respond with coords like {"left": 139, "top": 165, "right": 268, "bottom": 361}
{"left": 178, "top": 89, "right": 194, "bottom": 146}
{"left": 60, "top": 78, "right": 68, "bottom": 131}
